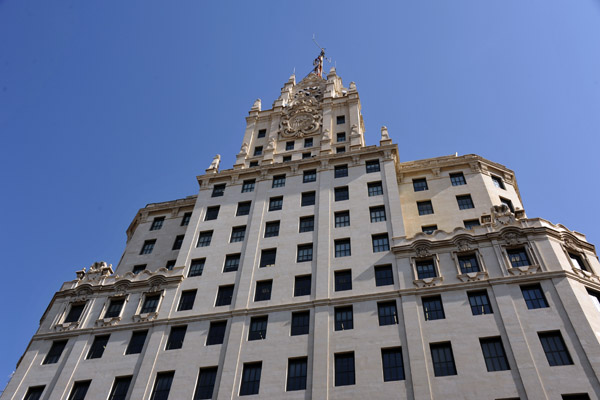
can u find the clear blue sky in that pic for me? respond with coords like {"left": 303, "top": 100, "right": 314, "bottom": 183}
{"left": 1, "top": 0, "right": 599, "bottom": 387}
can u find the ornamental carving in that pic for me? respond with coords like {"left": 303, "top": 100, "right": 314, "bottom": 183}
{"left": 415, "top": 245, "right": 431, "bottom": 258}
{"left": 492, "top": 204, "right": 516, "bottom": 226}
{"left": 501, "top": 230, "right": 523, "bottom": 246}
{"left": 279, "top": 75, "right": 324, "bottom": 138}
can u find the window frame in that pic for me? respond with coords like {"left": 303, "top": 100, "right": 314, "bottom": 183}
{"left": 301, "top": 191, "right": 316, "bottom": 206}
{"left": 254, "top": 280, "right": 273, "bottom": 302}
{"left": 412, "top": 178, "right": 428, "bottom": 192}
{"left": 248, "top": 316, "right": 268, "bottom": 341}
{"left": 538, "top": 331, "right": 574, "bottom": 366}
{"left": 381, "top": 347, "right": 405, "bottom": 381}
{"left": 286, "top": 357, "right": 308, "bottom": 391}
{"left": 430, "top": 342, "right": 457, "bottom": 377}
{"left": 291, "top": 311, "right": 310, "bottom": 336}
{"left": 230, "top": 225, "right": 247, "bottom": 242}
{"left": 239, "top": 362, "right": 262, "bottom": 396}
{"left": 521, "top": 284, "right": 549, "bottom": 309}
{"left": 259, "top": 248, "right": 277, "bottom": 268}
{"left": 412, "top": 256, "right": 441, "bottom": 281}
{"left": 422, "top": 295, "right": 445, "bottom": 321}
{"left": 370, "top": 205, "right": 386, "bottom": 222}
{"left": 150, "top": 372, "right": 174, "bottom": 400}
{"left": 456, "top": 194, "right": 475, "bottom": 210}
{"left": 372, "top": 233, "right": 390, "bottom": 252}
{"left": 334, "top": 238, "right": 351, "bottom": 257}
{"left": 294, "top": 275, "right": 311, "bottom": 297}
{"left": 367, "top": 181, "right": 384, "bottom": 197}
{"left": 196, "top": 230, "right": 213, "bottom": 247}
{"left": 194, "top": 367, "right": 218, "bottom": 400}
{"left": 272, "top": 174, "right": 286, "bottom": 188}
{"left": 297, "top": 243, "right": 313, "bottom": 262}
{"left": 223, "top": 254, "right": 241, "bottom": 272}
{"left": 211, "top": 184, "right": 225, "bottom": 197}
{"left": 374, "top": 265, "right": 394, "bottom": 287}
{"left": 334, "top": 305, "right": 354, "bottom": 331}
{"left": 189, "top": 258, "right": 205, "bottom": 277}
{"left": 206, "top": 321, "right": 227, "bottom": 345}
{"left": 268, "top": 196, "right": 283, "bottom": 211}
{"left": 334, "top": 352, "right": 355, "bottom": 386}
{"left": 449, "top": 172, "right": 466, "bottom": 186}
{"left": 150, "top": 216, "right": 165, "bottom": 231}
{"left": 204, "top": 206, "right": 220, "bottom": 221}
{"left": 241, "top": 179, "right": 255, "bottom": 193}
{"left": 236, "top": 201, "right": 252, "bottom": 216}
{"left": 139, "top": 292, "right": 162, "bottom": 315}
{"left": 378, "top": 301, "right": 399, "bottom": 326}
{"left": 334, "top": 164, "right": 349, "bottom": 178}
{"left": 165, "top": 325, "right": 187, "bottom": 350}
{"left": 334, "top": 269, "right": 352, "bottom": 291}
{"left": 264, "top": 221, "right": 280, "bottom": 237}
{"left": 417, "top": 200, "right": 434, "bottom": 216}
{"left": 467, "top": 290, "right": 493, "bottom": 315}
{"left": 479, "top": 337, "right": 510, "bottom": 372}
{"left": 303, "top": 169, "right": 317, "bottom": 183}
{"left": 299, "top": 216, "right": 314, "bottom": 232}
{"left": 177, "top": 290, "right": 197, "bottom": 311}
{"left": 334, "top": 186, "right": 349, "bottom": 201}
{"left": 215, "top": 285, "right": 234, "bottom": 307}
{"left": 365, "top": 159, "right": 380, "bottom": 173}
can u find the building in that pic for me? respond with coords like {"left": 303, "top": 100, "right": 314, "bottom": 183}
{"left": 3, "top": 61, "right": 600, "bottom": 400}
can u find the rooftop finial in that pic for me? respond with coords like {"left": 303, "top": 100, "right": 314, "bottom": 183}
{"left": 312, "top": 35, "right": 330, "bottom": 78}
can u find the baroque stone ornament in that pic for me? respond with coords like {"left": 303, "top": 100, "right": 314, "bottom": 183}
{"left": 492, "top": 204, "right": 516, "bottom": 226}
{"left": 415, "top": 245, "right": 431, "bottom": 258}
{"left": 279, "top": 74, "right": 325, "bottom": 138}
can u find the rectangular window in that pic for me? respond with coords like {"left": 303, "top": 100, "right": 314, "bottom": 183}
{"left": 303, "top": 169, "right": 316, "bottom": 183}
{"left": 423, "top": 296, "right": 445, "bottom": 321}
{"left": 257, "top": 129, "right": 266, "bottom": 138}
{"left": 24, "top": 386, "right": 45, "bottom": 400}
{"left": 172, "top": 234, "right": 185, "bottom": 250}
{"left": 205, "top": 206, "right": 219, "bottom": 221}
{"left": 588, "top": 289, "right": 600, "bottom": 313}
{"left": 178, "top": 290, "right": 197, "bottom": 311}
{"left": 206, "top": 321, "right": 227, "bottom": 345}
{"left": 286, "top": 357, "right": 308, "bottom": 391}
{"left": 413, "top": 178, "right": 428, "bottom": 192}
{"left": 334, "top": 352, "right": 355, "bottom": 386}
{"left": 501, "top": 197, "right": 515, "bottom": 212}
{"left": 368, "top": 181, "right": 384, "bottom": 196}
{"left": 260, "top": 248, "right": 277, "bottom": 268}
{"left": 269, "top": 196, "right": 283, "bottom": 211}
{"left": 416, "top": 259, "right": 437, "bottom": 279}
{"left": 301, "top": 151, "right": 311, "bottom": 159}
{"left": 240, "top": 362, "right": 262, "bottom": 396}
{"left": 458, "top": 254, "right": 480, "bottom": 273}
{"left": 223, "top": 253, "right": 241, "bottom": 272}
{"left": 150, "top": 372, "right": 174, "bottom": 400}
{"left": 417, "top": 201, "right": 434, "bottom": 215}
{"left": 189, "top": 258, "right": 205, "bottom": 277}
{"left": 241, "top": 179, "right": 255, "bottom": 193}
{"left": 254, "top": 280, "right": 272, "bottom": 301}
{"left": 521, "top": 284, "right": 548, "bottom": 309}
{"left": 253, "top": 146, "right": 263, "bottom": 156}
{"left": 450, "top": 172, "right": 466, "bottom": 186}
{"left": 491, "top": 175, "right": 506, "bottom": 189}
{"left": 304, "top": 137, "right": 313, "bottom": 148}
{"left": 336, "top": 146, "right": 345, "bottom": 154}
{"left": 140, "top": 239, "right": 156, "bottom": 255}
{"left": 480, "top": 337, "right": 510, "bottom": 371}
{"left": 150, "top": 217, "right": 164, "bottom": 231}
{"left": 248, "top": 316, "right": 268, "bottom": 341}
{"left": 104, "top": 298, "right": 125, "bottom": 318}
{"left": 165, "top": 326, "right": 187, "bottom": 350}
{"left": 133, "top": 298, "right": 156, "bottom": 324}
{"left": 197, "top": 231, "right": 213, "bottom": 247}
{"left": 165, "top": 260, "right": 175, "bottom": 270}
{"left": 507, "top": 248, "right": 531, "bottom": 267}
{"left": 375, "top": 265, "right": 394, "bottom": 286}
{"left": 335, "top": 270, "right": 352, "bottom": 291}
{"left": 370, "top": 206, "right": 386, "bottom": 222}
{"left": 301, "top": 191, "right": 316, "bottom": 206}
{"left": 212, "top": 184, "right": 225, "bottom": 197}
{"left": 336, "top": 115, "right": 345, "bottom": 124}
{"left": 68, "top": 381, "right": 91, "bottom": 400}
{"left": 457, "top": 195, "right": 475, "bottom": 210}
{"left": 286, "top": 140, "right": 295, "bottom": 150}
{"left": 299, "top": 216, "right": 314, "bottom": 232}
{"left": 539, "top": 331, "right": 573, "bottom": 366}
{"left": 468, "top": 291, "right": 493, "bottom": 315}
{"left": 297, "top": 244, "right": 313, "bottom": 262}
{"left": 335, "top": 186, "right": 349, "bottom": 201}
{"left": 366, "top": 159, "right": 381, "bottom": 173}
{"left": 378, "top": 301, "right": 399, "bottom": 326}
{"left": 230, "top": 226, "right": 246, "bottom": 242}
{"left": 334, "top": 164, "right": 349, "bottom": 178}
{"left": 335, "top": 239, "right": 351, "bottom": 257}
{"left": 283, "top": 154, "right": 292, "bottom": 163}
{"left": 336, "top": 132, "right": 346, "bottom": 142}
{"left": 335, "top": 306, "right": 353, "bottom": 331}
{"left": 43, "top": 340, "right": 67, "bottom": 364}
{"left": 90, "top": 378, "right": 120, "bottom": 400}
{"left": 194, "top": 367, "right": 218, "bottom": 400}
{"left": 64, "top": 303, "right": 85, "bottom": 323}
{"left": 291, "top": 311, "right": 310, "bottom": 336}
{"left": 249, "top": 161, "right": 259, "bottom": 167}
{"left": 294, "top": 275, "right": 311, "bottom": 296}
{"left": 125, "top": 330, "right": 148, "bottom": 355}
{"left": 87, "top": 334, "right": 110, "bottom": 359}
{"left": 181, "top": 212, "right": 192, "bottom": 226}
{"left": 464, "top": 219, "right": 480, "bottom": 229}
{"left": 569, "top": 253, "right": 588, "bottom": 271}
{"left": 372, "top": 233, "right": 390, "bottom": 252}
{"left": 334, "top": 211, "right": 350, "bottom": 227}
{"left": 216, "top": 285, "right": 234, "bottom": 306}
{"left": 272, "top": 174, "right": 286, "bottom": 188}
{"left": 430, "top": 342, "right": 457, "bottom": 376}
{"left": 382, "top": 348, "right": 405, "bottom": 381}
{"left": 562, "top": 395, "right": 591, "bottom": 400}
{"left": 422, "top": 225, "right": 437, "bottom": 235}
{"left": 237, "top": 201, "right": 251, "bottom": 216}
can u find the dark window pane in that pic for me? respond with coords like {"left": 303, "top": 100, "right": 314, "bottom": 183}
{"left": 299, "top": 216, "right": 314, "bottom": 232}
{"left": 334, "top": 165, "right": 348, "bottom": 178}
{"left": 240, "top": 362, "right": 262, "bottom": 396}
{"left": 231, "top": 226, "right": 246, "bottom": 242}
{"left": 372, "top": 234, "right": 390, "bottom": 252}
{"left": 457, "top": 195, "right": 474, "bottom": 210}
{"left": 140, "top": 239, "right": 156, "bottom": 255}
{"left": 260, "top": 248, "right": 277, "bottom": 268}
{"left": 24, "top": 386, "right": 45, "bottom": 400}
{"left": 254, "top": 281, "right": 272, "bottom": 301}
{"left": 421, "top": 225, "right": 437, "bottom": 235}
{"left": 150, "top": 217, "right": 164, "bottom": 231}
{"left": 335, "top": 239, "right": 351, "bottom": 258}
{"left": 237, "top": 201, "right": 251, "bottom": 216}
{"left": 335, "top": 306, "right": 353, "bottom": 331}
{"left": 423, "top": 296, "right": 445, "bottom": 321}
{"left": 507, "top": 248, "right": 531, "bottom": 268}
{"left": 416, "top": 259, "right": 437, "bottom": 279}
{"left": 468, "top": 291, "right": 493, "bottom": 315}
{"left": 87, "top": 335, "right": 110, "bottom": 359}
{"left": 303, "top": 169, "right": 316, "bottom": 183}
{"left": 43, "top": 340, "right": 68, "bottom": 364}
{"left": 335, "top": 211, "right": 350, "bottom": 227}
{"left": 375, "top": 265, "right": 394, "bottom": 286}
{"left": 413, "top": 178, "right": 428, "bottom": 192}
{"left": 150, "top": 372, "right": 174, "bottom": 400}
{"left": 301, "top": 191, "right": 316, "bottom": 206}
{"left": 257, "top": 129, "right": 266, "bottom": 138}
{"left": 297, "top": 244, "right": 313, "bottom": 262}
{"left": 207, "top": 321, "right": 227, "bottom": 345}
{"left": 108, "top": 376, "right": 132, "bottom": 400}
{"left": 197, "top": 231, "right": 213, "bottom": 247}
{"left": 450, "top": 172, "right": 466, "bottom": 186}
{"left": 337, "top": 132, "right": 346, "bottom": 142}
{"left": 216, "top": 285, "right": 234, "bottom": 306}
{"left": 382, "top": 348, "right": 405, "bottom": 381}
{"left": 294, "top": 275, "right": 311, "bottom": 297}
{"left": 370, "top": 206, "right": 386, "bottom": 222}
{"left": 336, "top": 115, "right": 345, "bottom": 124}
{"left": 205, "top": 206, "right": 219, "bottom": 221}
{"left": 189, "top": 258, "right": 205, "bottom": 277}
{"left": 165, "top": 326, "right": 187, "bottom": 350}
{"left": 241, "top": 179, "right": 255, "bottom": 193}
{"left": 569, "top": 253, "right": 587, "bottom": 270}
{"left": 368, "top": 181, "right": 384, "bottom": 196}
{"left": 178, "top": 290, "right": 197, "bottom": 311}
{"left": 64, "top": 303, "right": 85, "bottom": 323}
{"left": 500, "top": 197, "right": 515, "bottom": 212}
{"left": 335, "top": 270, "right": 352, "bottom": 291}
{"left": 104, "top": 298, "right": 124, "bottom": 318}
{"left": 181, "top": 212, "right": 192, "bottom": 226}
{"left": 430, "top": 343, "right": 457, "bottom": 376}
{"left": 269, "top": 196, "right": 283, "bottom": 211}
{"left": 125, "top": 330, "right": 148, "bottom": 355}
{"left": 172, "top": 234, "right": 185, "bottom": 250}
{"left": 223, "top": 254, "right": 241, "bottom": 272}
{"left": 165, "top": 260, "right": 176, "bottom": 270}
{"left": 286, "top": 141, "right": 295, "bottom": 150}
{"left": 480, "top": 337, "right": 510, "bottom": 371}
{"left": 334, "top": 186, "right": 349, "bottom": 201}
{"left": 378, "top": 301, "right": 399, "bottom": 326}
{"left": 272, "top": 174, "right": 286, "bottom": 188}
{"left": 304, "top": 138, "right": 313, "bottom": 148}
{"left": 68, "top": 381, "right": 91, "bottom": 400}
{"left": 366, "top": 160, "right": 380, "bottom": 173}
{"left": 464, "top": 219, "right": 480, "bottom": 229}
{"left": 334, "top": 353, "right": 355, "bottom": 386}
{"left": 491, "top": 175, "right": 506, "bottom": 189}
{"left": 286, "top": 357, "right": 308, "bottom": 391}
{"left": 458, "top": 254, "right": 480, "bottom": 273}
{"left": 539, "top": 331, "right": 573, "bottom": 366}
{"left": 521, "top": 284, "right": 548, "bottom": 309}
{"left": 212, "top": 184, "right": 225, "bottom": 197}
{"left": 291, "top": 311, "right": 310, "bottom": 336}
{"left": 132, "top": 264, "right": 146, "bottom": 274}
{"left": 248, "top": 316, "right": 268, "bottom": 341}
{"left": 194, "top": 367, "right": 218, "bottom": 400}
{"left": 141, "top": 294, "right": 160, "bottom": 314}
{"left": 417, "top": 201, "right": 434, "bottom": 215}
{"left": 253, "top": 146, "right": 263, "bottom": 156}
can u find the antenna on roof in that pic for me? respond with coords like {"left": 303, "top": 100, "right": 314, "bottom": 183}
{"left": 311, "top": 34, "right": 331, "bottom": 78}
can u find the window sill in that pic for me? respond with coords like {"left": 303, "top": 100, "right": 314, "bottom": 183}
{"left": 413, "top": 276, "right": 444, "bottom": 288}
{"left": 507, "top": 264, "right": 541, "bottom": 276}
{"left": 95, "top": 316, "right": 122, "bottom": 327}
{"left": 54, "top": 321, "right": 80, "bottom": 331}
{"left": 457, "top": 271, "right": 488, "bottom": 282}
{"left": 133, "top": 312, "right": 158, "bottom": 322}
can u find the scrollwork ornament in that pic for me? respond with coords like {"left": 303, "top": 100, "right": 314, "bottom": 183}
{"left": 415, "top": 246, "right": 431, "bottom": 258}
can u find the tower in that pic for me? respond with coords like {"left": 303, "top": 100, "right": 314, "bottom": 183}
{"left": 3, "top": 61, "right": 600, "bottom": 400}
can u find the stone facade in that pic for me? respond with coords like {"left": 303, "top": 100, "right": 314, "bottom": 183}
{"left": 3, "top": 68, "right": 600, "bottom": 400}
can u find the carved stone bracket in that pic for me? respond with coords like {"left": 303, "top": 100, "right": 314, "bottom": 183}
{"left": 95, "top": 317, "right": 121, "bottom": 327}
{"left": 508, "top": 264, "right": 541, "bottom": 276}
{"left": 54, "top": 321, "right": 80, "bottom": 332}
{"left": 501, "top": 231, "right": 524, "bottom": 246}
{"left": 431, "top": 168, "right": 441, "bottom": 177}
{"left": 413, "top": 276, "right": 444, "bottom": 288}
{"left": 571, "top": 267, "right": 599, "bottom": 282}
{"left": 133, "top": 312, "right": 158, "bottom": 323}
{"left": 414, "top": 245, "right": 432, "bottom": 258}
{"left": 457, "top": 271, "right": 489, "bottom": 282}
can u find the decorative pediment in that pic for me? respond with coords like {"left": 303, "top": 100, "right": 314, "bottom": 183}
{"left": 500, "top": 229, "right": 525, "bottom": 246}
{"left": 452, "top": 235, "right": 477, "bottom": 252}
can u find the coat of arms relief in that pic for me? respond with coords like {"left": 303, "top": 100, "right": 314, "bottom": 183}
{"left": 279, "top": 74, "right": 325, "bottom": 138}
